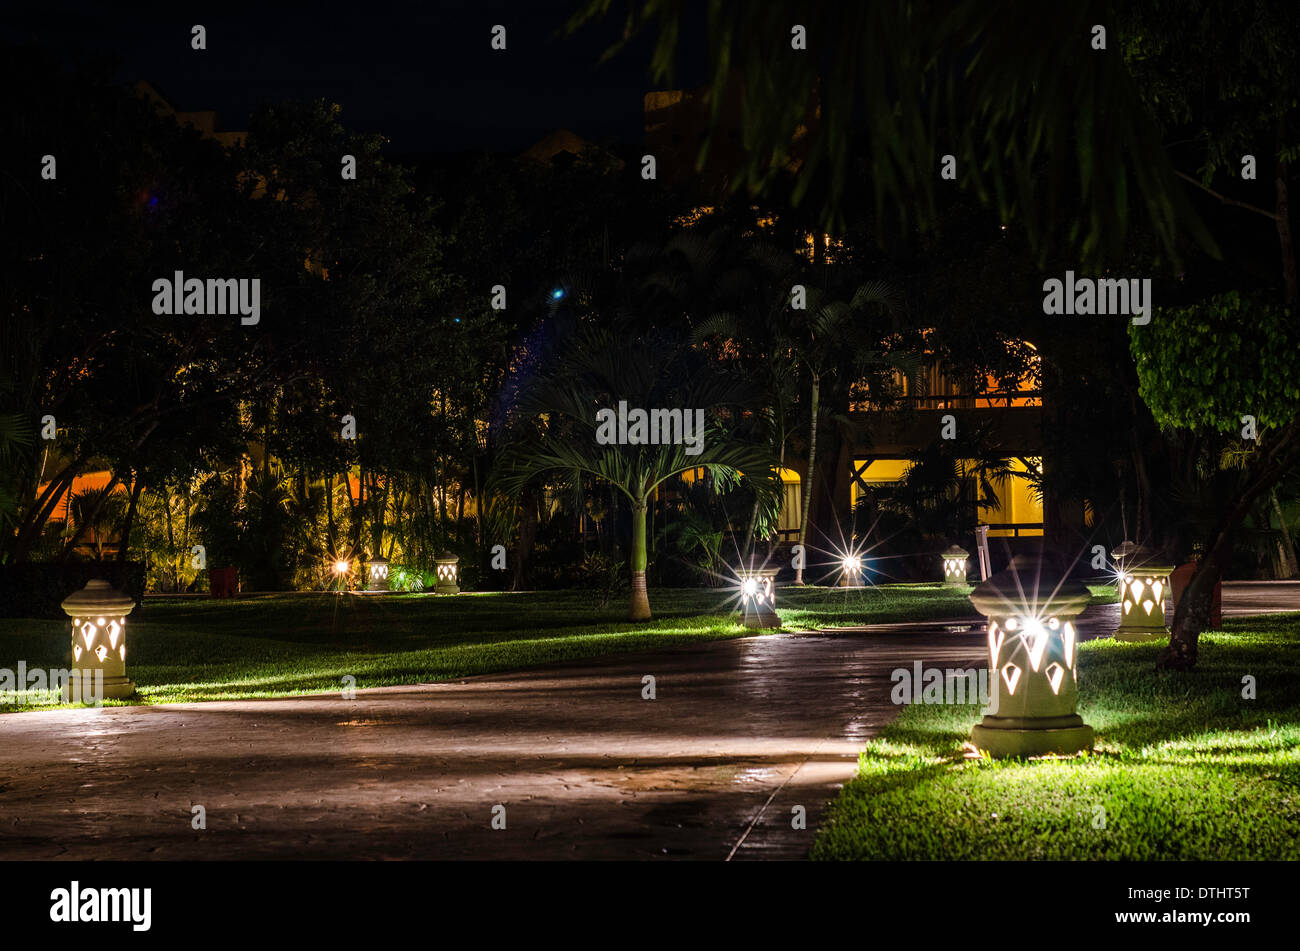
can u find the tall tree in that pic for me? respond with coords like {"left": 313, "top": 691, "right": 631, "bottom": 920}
{"left": 492, "top": 326, "right": 780, "bottom": 619}
{"left": 570, "top": 0, "right": 1215, "bottom": 269}
{"left": 1129, "top": 291, "right": 1300, "bottom": 668}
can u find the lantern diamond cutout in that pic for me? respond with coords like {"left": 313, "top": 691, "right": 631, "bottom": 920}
{"left": 1023, "top": 620, "right": 1050, "bottom": 672}
{"left": 1045, "top": 662, "right": 1066, "bottom": 695}
{"left": 1001, "top": 663, "right": 1022, "bottom": 695}
{"left": 987, "top": 621, "right": 1005, "bottom": 664}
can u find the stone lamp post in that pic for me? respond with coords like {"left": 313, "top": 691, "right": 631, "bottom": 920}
{"left": 434, "top": 552, "right": 461, "bottom": 594}
{"left": 839, "top": 554, "right": 865, "bottom": 588}
{"left": 737, "top": 566, "right": 781, "bottom": 628}
{"left": 60, "top": 579, "right": 137, "bottom": 701}
{"left": 367, "top": 556, "right": 390, "bottom": 592}
{"left": 942, "top": 545, "right": 970, "bottom": 587}
{"left": 969, "top": 553, "right": 1094, "bottom": 758}
{"left": 1113, "top": 547, "right": 1174, "bottom": 641}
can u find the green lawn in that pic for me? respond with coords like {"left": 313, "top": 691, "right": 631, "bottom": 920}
{"left": 0, "top": 582, "right": 1117, "bottom": 711}
{"left": 811, "top": 612, "right": 1300, "bottom": 860}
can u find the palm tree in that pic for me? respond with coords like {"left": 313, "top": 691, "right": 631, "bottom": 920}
{"left": 492, "top": 326, "right": 780, "bottom": 620}
{"left": 67, "top": 486, "right": 129, "bottom": 561}
{"left": 891, "top": 423, "right": 1017, "bottom": 540}
{"left": 689, "top": 242, "right": 802, "bottom": 558}
{"left": 788, "top": 281, "right": 903, "bottom": 582}
{"left": 0, "top": 369, "right": 34, "bottom": 543}
{"left": 694, "top": 267, "right": 910, "bottom": 579}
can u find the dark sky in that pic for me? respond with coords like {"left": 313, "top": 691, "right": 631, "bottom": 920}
{"left": 1, "top": 0, "right": 707, "bottom": 155}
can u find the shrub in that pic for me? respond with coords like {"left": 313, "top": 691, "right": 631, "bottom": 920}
{"left": 0, "top": 561, "right": 147, "bottom": 619}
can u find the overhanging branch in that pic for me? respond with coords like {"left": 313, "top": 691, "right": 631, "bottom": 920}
{"left": 1176, "top": 170, "right": 1280, "bottom": 221}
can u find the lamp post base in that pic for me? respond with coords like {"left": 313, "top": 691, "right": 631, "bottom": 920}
{"left": 1113, "top": 627, "right": 1168, "bottom": 642}
{"left": 970, "top": 714, "right": 1094, "bottom": 758}
{"left": 62, "top": 675, "right": 135, "bottom": 703}
{"left": 741, "top": 608, "right": 781, "bottom": 628}
{"left": 435, "top": 584, "right": 460, "bottom": 595}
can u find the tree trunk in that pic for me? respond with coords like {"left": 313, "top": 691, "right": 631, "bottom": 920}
{"left": 325, "top": 472, "right": 337, "bottom": 553}
{"left": 512, "top": 490, "right": 539, "bottom": 591}
{"left": 771, "top": 438, "right": 788, "bottom": 559}
{"left": 743, "top": 495, "right": 761, "bottom": 560}
{"left": 1160, "top": 524, "right": 1235, "bottom": 670}
{"left": 115, "top": 474, "right": 144, "bottom": 566}
{"left": 1161, "top": 420, "right": 1300, "bottom": 669}
{"left": 162, "top": 484, "right": 178, "bottom": 591}
{"left": 1271, "top": 489, "right": 1297, "bottom": 578}
{"left": 57, "top": 471, "right": 122, "bottom": 563}
{"left": 471, "top": 448, "right": 484, "bottom": 550}
{"left": 629, "top": 496, "right": 651, "bottom": 620}
{"left": 795, "top": 373, "right": 820, "bottom": 583}
{"left": 349, "top": 466, "right": 363, "bottom": 560}
{"left": 10, "top": 461, "right": 81, "bottom": 562}
{"left": 1276, "top": 142, "right": 1296, "bottom": 308}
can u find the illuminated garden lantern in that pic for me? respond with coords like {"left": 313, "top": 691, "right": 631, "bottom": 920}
{"left": 1113, "top": 547, "right": 1174, "bottom": 642}
{"left": 367, "top": 556, "right": 390, "bottom": 592}
{"left": 942, "top": 545, "right": 969, "bottom": 587}
{"left": 839, "top": 553, "right": 865, "bottom": 588}
{"left": 435, "top": 552, "right": 461, "bottom": 595}
{"left": 969, "top": 553, "right": 1094, "bottom": 758}
{"left": 60, "top": 579, "right": 136, "bottom": 701}
{"left": 737, "top": 565, "right": 780, "bottom": 628}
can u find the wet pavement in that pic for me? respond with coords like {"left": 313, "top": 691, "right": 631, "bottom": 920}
{"left": 0, "top": 585, "right": 1294, "bottom": 861}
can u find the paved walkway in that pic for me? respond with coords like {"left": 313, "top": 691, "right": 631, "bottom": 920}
{"left": 1, "top": 584, "right": 1294, "bottom": 861}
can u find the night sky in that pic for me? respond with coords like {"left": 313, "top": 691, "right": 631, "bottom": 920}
{"left": 1, "top": 0, "right": 707, "bottom": 155}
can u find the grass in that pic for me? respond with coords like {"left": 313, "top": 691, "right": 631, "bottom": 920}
{"left": 0, "top": 583, "right": 1114, "bottom": 711}
{"left": 811, "top": 612, "right": 1300, "bottom": 860}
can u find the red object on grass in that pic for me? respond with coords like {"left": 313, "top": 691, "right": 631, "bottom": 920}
{"left": 1169, "top": 562, "right": 1222, "bottom": 629}
{"left": 208, "top": 567, "right": 238, "bottom": 598}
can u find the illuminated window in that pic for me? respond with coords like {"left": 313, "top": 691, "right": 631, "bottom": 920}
{"left": 777, "top": 468, "right": 801, "bottom": 536}
{"left": 849, "top": 458, "right": 913, "bottom": 509}
{"left": 851, "top": 337, "right": 1042, "bottom": 410}
{"left": 979, "top": 457, "right": 1044, "bottom": 537}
